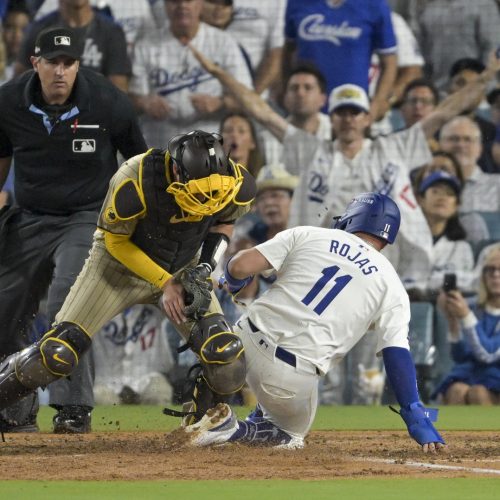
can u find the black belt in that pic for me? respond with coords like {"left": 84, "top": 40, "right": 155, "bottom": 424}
{"left": 247, "top": 318, "right": 320, "bottom": 375}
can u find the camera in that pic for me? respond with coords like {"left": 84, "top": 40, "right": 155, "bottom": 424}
{"left": 443, "top": 273, "right": 457, "bottom": 292}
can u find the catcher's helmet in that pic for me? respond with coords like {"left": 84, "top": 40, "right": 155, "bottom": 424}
{"left": 166, "top": 130, "right": 244, "bottom": 216}
{"left": 332, "top": 192, "right": 400, "bottom": 244}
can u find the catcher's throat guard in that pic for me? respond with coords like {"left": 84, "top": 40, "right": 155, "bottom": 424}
{"left": 189, "top": 313, "right": 246, "bottom": 395}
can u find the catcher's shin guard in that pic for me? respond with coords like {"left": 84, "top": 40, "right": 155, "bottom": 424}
{"left": 0, "top": 322, "right": 91, "bottom": 410}
{"left": 189, "top": 313, "right": 246, "bottom": 395}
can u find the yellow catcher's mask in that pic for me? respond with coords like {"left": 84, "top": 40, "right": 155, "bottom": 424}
{"left": 166, "top": 155, "right": 244, "bottom": 216}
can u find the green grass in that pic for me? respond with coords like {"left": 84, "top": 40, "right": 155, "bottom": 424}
{"left": 4, "top": 405, "right": 499, "bottom": 499}
{"left": 36, "top": 404, "right": 500, "bottom": 432}
{"left": 0, "top": 479, "right": 499, "bottom": 500}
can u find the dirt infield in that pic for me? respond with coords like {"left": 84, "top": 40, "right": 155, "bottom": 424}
{"left": 0, "top": 430, "right": 499, "bottom": 480}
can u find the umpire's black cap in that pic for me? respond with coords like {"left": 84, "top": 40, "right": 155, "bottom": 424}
{"left": 34, "top": 27, "right": 83, "bottom": 60}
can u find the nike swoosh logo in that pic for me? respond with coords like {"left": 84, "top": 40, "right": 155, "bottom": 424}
{"left": 53, "top": 353, "right": 70, "bottom": 365}
{"left": 169, "top": 214, "right": 203, "bottom": 224}
{"left": 169, "top": 214, "right": 187, "bottom": 224}
{"left": 216, "top": 341, "right": 233, "bottom": 353}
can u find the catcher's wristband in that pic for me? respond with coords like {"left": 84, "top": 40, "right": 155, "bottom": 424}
{"left": 199, "top": 233, "right": 229, "bottom": 271}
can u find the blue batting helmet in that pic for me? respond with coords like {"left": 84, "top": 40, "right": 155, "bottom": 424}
{"left": 332, "top": 192, "right": 401, "bottom": 244}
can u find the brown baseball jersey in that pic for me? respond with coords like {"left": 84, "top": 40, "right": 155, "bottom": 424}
{"left": 56, "top": 149, "right": 255, "bottom": 339}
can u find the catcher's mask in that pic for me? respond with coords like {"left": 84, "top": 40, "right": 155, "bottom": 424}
{"left": 165, "top": 130, "right": 244, "bottom": 216}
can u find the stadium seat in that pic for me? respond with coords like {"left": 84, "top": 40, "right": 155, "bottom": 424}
{"left": 432, "top": 308, "right": 454, "bottom": 387}
{"left": 476, "top": 211, "right": 500, "bottom": 240}
{"left": 382, "top": 302, "right": 435, "bottom": 404}
{"left": 408, "top": 302, "right": 435, "bottom": 366}
{"left": 471, "top": 239, "right": 497, "bottom": 263}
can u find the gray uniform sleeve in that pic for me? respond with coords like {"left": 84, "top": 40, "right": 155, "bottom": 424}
{"left": 283, "top": 126, "right": 323, "bottom": 176}
{"left": 476, "top": 0, "right": 500, "bottom": 61}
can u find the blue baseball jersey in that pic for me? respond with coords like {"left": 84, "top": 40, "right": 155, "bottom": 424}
{"left": 285, "top": 0, "right": 396, "bottom": 96}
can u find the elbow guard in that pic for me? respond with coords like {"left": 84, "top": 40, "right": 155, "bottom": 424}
{"left": 198, "top": 232, "right": 229, "bottom": 271}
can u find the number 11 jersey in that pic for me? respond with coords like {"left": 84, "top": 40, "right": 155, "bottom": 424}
{"left": 246, "top": 226, "right": 410, "bottom": 375}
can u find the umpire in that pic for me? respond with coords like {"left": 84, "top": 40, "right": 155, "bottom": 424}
{"left": 0, "top": 27, "right": 147, "bottom": 433}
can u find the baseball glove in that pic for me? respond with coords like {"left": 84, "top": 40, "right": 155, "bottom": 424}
{"left": 178, "top": 264, "right": 213, "bottom": 320}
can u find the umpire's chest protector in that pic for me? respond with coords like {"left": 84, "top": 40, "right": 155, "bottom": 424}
{"left": 131, "top": 149, "right": 214, "bottom": 273}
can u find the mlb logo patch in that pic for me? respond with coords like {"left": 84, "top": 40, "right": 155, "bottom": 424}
{"left": 55, "top": 36, "right": 71, "bottom": 46}
{"left": 73, "top": 139, "right": 96, "bottom": 153}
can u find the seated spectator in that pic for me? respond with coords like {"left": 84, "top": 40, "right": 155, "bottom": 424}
{"left": 439, "top": 116, "right": 500, "bottom": 212}
{"left": 247, "top": 163, "right": 298, "bottom": 244}
{"left": 15, "top": 0, "right": 131, "bottom": 91}
{"left": 220, "top": 112, "right": 264, "bottom": 178}
{"left": 92, "top": 304, "right": 175, "bottom": 406}
{"left": 33, "top": 0, "right": 158, "bottom": 53}
{"left": 1, "top": 1, "right": 30, "bottom": 83}
{"left": 396, "top": 170, "right": 475, "bottom": 300}
{"left": 487, "top": 87, "right": 500, "bottom": 170}
{"left": 447, "top": 58, "right": 497, "bottom": 173}
{"left": 433, "top": 246, "right": 500, "bottom": 405}
{"left": 411, "top": 151, "right": 490, "bottom": 243}
{"left": 411, "top": 151, "right": 465, "bottom": 192}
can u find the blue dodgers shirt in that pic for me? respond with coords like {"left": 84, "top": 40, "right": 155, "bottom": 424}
{"left": 285, "top": 0, "right": 396, "bottom": 97}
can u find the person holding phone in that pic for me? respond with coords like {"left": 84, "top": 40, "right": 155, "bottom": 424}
{"left": 390, "top": 170, "right": 475, "bottom": 301}
{"left": 433, "top": 246, "right": 500, "bottom": 405}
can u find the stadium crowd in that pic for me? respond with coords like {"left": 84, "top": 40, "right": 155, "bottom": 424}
{"left": 0, "top": 0, "right": 499, "bottom": 434}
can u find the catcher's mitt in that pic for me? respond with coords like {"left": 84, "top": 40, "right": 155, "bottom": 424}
{"left": 177, "top": 264, "right": 213, "bottom": 320}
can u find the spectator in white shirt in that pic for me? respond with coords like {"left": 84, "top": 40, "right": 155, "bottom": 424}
{"left": 439, "top": 116, "right": 500, "bottom": 213}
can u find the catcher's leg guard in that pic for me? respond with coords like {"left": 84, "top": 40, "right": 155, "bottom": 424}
{"left": 189, "top": 313, "right": 246, "bottom": 395}
{"left": 180, "top": 366, "right": 219, "bottom": 426}
{"left": 0, "top": 322, "right": 91, "bottom": 410}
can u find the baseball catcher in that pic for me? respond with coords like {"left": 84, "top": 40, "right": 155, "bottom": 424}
{"left": 0, "top": 130, "right": 256, "bottom": 427}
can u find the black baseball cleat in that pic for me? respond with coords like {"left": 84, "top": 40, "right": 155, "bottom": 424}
{"left": 0, "top": 413, "right": 38, "bottom": 433}
{"left": 52, "top": 405, "right": 92, "bottom": 434}
{"left": 0, "top": 394, "right": 39, "bottom": 433}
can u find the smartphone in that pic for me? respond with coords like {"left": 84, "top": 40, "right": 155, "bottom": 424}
{"left": 443, "top": 273, "right": 457, "bottom": 292}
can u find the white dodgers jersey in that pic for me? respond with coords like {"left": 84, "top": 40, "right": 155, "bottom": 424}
{"left": 247, "top": 227, "right": 411, "bottom": 374}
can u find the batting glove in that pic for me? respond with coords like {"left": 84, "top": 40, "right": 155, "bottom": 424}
{"left": 392, "top": 402, "right": 445, "bottom": 446}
